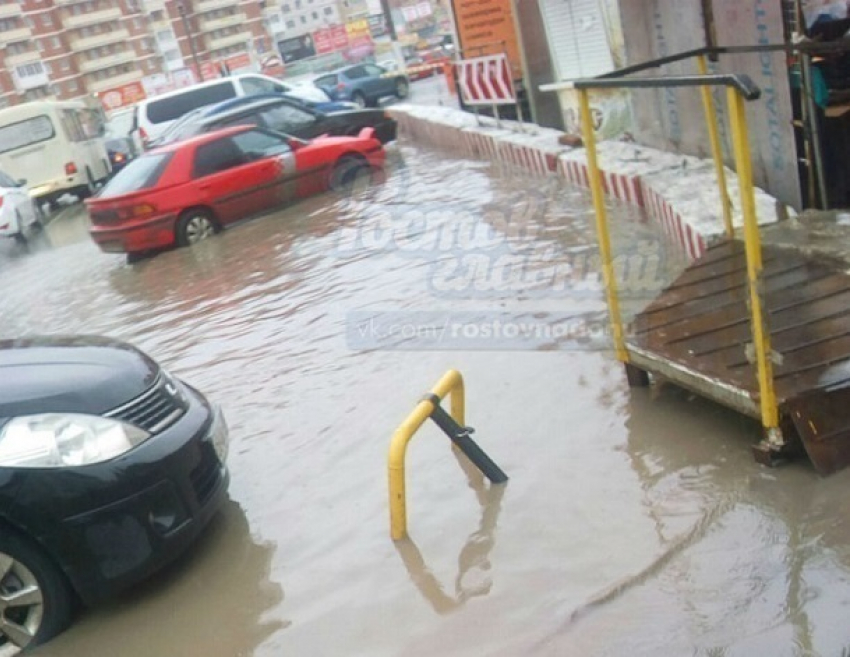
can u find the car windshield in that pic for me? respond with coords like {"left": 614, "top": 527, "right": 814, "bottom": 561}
{"left": 154, "top": 109, "right": 207, "bottom": 145}
{"left": 99, "top": 152, "right": 173, "bottom": 197}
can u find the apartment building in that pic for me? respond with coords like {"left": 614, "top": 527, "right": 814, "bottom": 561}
{"left": 0, "top": 0, "right": 273, "bottom": 107}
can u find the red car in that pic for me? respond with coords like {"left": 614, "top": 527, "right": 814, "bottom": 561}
{"left": 87, "top": 125, "right": 384, "bottom": 259}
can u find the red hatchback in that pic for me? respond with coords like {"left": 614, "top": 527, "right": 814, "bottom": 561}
{"left": 87, "top": 125, "right": 384, "bottom": 259}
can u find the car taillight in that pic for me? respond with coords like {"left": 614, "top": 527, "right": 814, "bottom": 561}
{"left": 337, "top": 82, "right": 346, "bottom": 91}
{"left": 112, "top": 152, "right": 126, "bottom": 164}
{"left": 65, "top": 162, "right": 78, "bottom": 175}
{"left": 139, "top": 127, "right": 149, "bottom": 149}
{"left": 0, "top": 195, "right": 5, "bottom": 209}
{"left": 125, "top": 203, "right": 156, "bottom": 218}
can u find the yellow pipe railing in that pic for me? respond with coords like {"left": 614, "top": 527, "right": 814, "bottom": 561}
{"left": 726, "top": 88, "right": 778, "bottom": 431}
{"left": 388, "top": 369, "right": 465, "bottom": 541}
{"left": 697, "top": 55, "right": 735, "bottom": 239}
{"left": 578, "top": 89, "right": 628, "bottom": 363}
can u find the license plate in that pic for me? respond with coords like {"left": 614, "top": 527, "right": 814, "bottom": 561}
{"left": 211, "top": 406, "right": 229, "bottom": 463}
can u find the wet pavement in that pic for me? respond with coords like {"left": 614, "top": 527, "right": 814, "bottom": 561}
{"left": 2, "top": 138, "right": 850, "bottom": 656}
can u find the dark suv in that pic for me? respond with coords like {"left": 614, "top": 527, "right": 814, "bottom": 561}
{"left": 314, "top": 64, "right": 409, "bottom": 108}
{"left": 0, "top": 336, "right": 229, "bottom": 652}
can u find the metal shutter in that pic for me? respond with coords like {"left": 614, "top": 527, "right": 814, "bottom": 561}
{"left": 540, "top": 0, "right": 614, "bottom": 80}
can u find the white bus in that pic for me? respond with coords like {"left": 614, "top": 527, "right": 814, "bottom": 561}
{"left": 0, "top": 101, "right": 112, "bottom": 209}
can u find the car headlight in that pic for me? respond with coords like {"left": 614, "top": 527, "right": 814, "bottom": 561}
{"left": 0, "top": 414, "right": 150, "bottom": 468}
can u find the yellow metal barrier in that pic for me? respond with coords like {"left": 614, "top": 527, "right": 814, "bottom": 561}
{"left": 388, "top": 370, "right": 507, "bottom": 540}
{"left": 576, "top": 73, "right": 780, "bottom": 438}
{"left": 697, "top": 55, "right": 735, "bottom": 239}
{"left": 578, "top": 90, "right": 628, "bottom": 363}
{"left": 388, "top": 370, "right": 464, "bottom": 540}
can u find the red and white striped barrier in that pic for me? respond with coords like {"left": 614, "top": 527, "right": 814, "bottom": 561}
{"left": 388, "top": 107, "right": 785, "bottom": 264}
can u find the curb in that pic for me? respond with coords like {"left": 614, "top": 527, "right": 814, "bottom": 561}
{"left": 388, "top": 105, "right": 788, "bottom": 261}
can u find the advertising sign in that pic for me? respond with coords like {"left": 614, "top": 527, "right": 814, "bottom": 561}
{"left": 345, "top": 19, "right": 372, "bottom": 48}
{"left": 457, "top": 53, "right": 515, "bottom": 105}
{"left": 313, "top": 28, "right": 334, "bottom": 54}
{"left": 331, "top": 24, "right": 349, "bottom": 49}
{"left": 98, "top": 82, "right": 146, "bottom": 111}
{"left": 368, "top": 13, "right": 388, "bottom": 37}
{"left": 454, "top": 0, "right": 522, "bottom": 78}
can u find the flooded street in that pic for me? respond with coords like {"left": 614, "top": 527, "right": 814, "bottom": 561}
{"left": 3, "top": 139, "right": 850, "bottom": 656}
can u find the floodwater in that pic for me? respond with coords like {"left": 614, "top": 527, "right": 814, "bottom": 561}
{"left": 2, "top": 141, "right": 849, "bottom": 656}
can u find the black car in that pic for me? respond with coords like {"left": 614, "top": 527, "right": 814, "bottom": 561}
{"left": 105, "top": 136, "right": 137, "bottom": 175}
{"left": 155, "top": 95, "right": 397, "bottom": 148}
{"left": 0, "top": 336, "right": 229, "bottom": 651}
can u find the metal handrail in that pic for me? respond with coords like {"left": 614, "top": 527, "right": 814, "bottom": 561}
{"left": 568, "top": 73, "right": 761, "bottom": 101}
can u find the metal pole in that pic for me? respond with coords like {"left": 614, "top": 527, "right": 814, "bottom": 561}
{"left": 178, "top": 4, "right": 204, "bottom": 82}
{"left": 726, "top": 88, "right": 779, "bottom": 434}
{"left": 697, "top": 55, "right": 734, "bottom": 239}
{"left": 578, "top": 89, "right": 627, "bottom": 363}
{"left": 800, "top": 53, "right": 829, "bottom": 208}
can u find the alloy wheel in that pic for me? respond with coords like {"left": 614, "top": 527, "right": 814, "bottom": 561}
{"left": 0, "top": 552, "right": 44, "bottom": 654}
{"left": 184, "top": 215, "right": 215, "bottom": 244}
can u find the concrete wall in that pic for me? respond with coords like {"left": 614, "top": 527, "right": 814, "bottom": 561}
{"left": 513, "top": 0, "right": 564, "bottom": 130}
{"left": 619, "top": 0, "right": 801, "bottom": 209}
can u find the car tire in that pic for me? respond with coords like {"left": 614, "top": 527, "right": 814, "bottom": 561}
{"left": 0, "top": 530, "right": 74, "bottom": 652}
{"left": 330, "top": 155, "right": 369, "bottom": 192}
{"left": 351, "top": 92, "right": 367, "bottom": 108}
{"left": 76, "top": 169, "right": 96, "bottom": 201}
{"left": 395, "top": 79, "right": 409, "bottom": 99}
{"left": 175, "top": 209, "right": 217, "bottom": 248}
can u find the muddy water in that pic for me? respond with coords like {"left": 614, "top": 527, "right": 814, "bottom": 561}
{"left": 3, "top": 144, "right": 849, "bottom": 656}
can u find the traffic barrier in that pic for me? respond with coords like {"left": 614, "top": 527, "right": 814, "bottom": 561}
{"left": 388, "top": 370, "right": 507, "bottom": 541}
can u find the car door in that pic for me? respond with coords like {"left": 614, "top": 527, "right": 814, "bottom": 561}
{"left": 258, "top": 103, "right": 322, "bottom": 139}
{"left": 363, "top": 64, "right": 393, "bottom": 98}
{"left": 189, "top": 135, "right": 278, "bottom": 224}
{"left": 229, "top": 129, "right": 299, "bottom": 211}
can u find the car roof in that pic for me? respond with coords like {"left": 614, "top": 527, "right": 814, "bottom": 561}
{"left": 203, "top": 94, "right": 306, "bottom": 117}
{"left": 148, "top": 124, "right": 254, "bottom": 153}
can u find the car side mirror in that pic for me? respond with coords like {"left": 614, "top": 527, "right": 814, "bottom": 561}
{"left": 16, "top": 178, "right": 26, "bottom": 187}
{"left": 288, "top": 137, "right": 308, "bottom": 150}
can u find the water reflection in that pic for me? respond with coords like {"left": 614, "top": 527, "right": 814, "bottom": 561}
{"left": 395, "top": 449, "right": 506, "bottom": 614}
{"left": 34, "top": 499, "right": 287, "bottom": 657}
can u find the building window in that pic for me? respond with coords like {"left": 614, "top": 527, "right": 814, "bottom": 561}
{"left": 68, "top": 80, "right": 78, "bottom": 92}
{"left": 132, "top": 17, "right": 141, "bottom": 29}
{"left": 62, "top": 59, "right": 70, "bottom": 71}
{"left": 286, "top": 19, "right": 295, "bottom": 28}
{"left": 52, "top": 36, "right": 60, "bottom": 48}
{"left": 300, "top": 15, "right": 306, "bottom": 24}
{"left": 311, "top": 11, "right": 317, "bottom": 19}
{"left": 17, "top": 62, "right": 45, "bottom": 77}
{"left": 43, "top": 13, "right": 53, "bottom": 27}
{"left": 323, "top": 6, "right": 332, "bottom": 15}
{"left": 282, "top": 3, "right": 290, "bottom": 11}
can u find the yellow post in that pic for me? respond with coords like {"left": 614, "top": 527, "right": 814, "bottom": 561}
{"left": 388, "top": 370, "right": 464, "bottom": 540}
{"left": 697, "top": 55, "right": 735, "bottom": 239}
{"left": 726, "top": 88, "right": 779, "bottom": 431}
{"left": 577, "top": 89, "right": 627, "bottom": 362}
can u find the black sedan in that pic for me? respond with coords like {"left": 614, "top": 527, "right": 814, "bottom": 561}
{"left": 154, "top": 95, "right": 397, "bottom": 148}
{"left": 0, "top": 336, "right": 229, "bottom": 651}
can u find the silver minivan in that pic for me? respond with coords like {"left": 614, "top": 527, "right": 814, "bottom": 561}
{"left": 132, "top": 74, "right": 330, "bottom": 149}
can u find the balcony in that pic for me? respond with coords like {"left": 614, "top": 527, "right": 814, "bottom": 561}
{"left": 205, "top": 31, "right": 250, "bottom": 51}
{"left": 12, "top": 70, "right": 49, "bottom": 92}
{"left": 4, "top": 49, "right": 41, "bottom": 68}
{"left": 86, "top": 69, "right": 142, "bottom": 93}
{"left": 63, "top": 6, "right": 122, "bottom": 29}
{"left": 0, "top": 27, "right": 32, "bottom": 45}
{"left": 198, "top": 12, "right": 244, "bottom": 32}
{"left": 69, "top": 28, "right": 130, "bottom": 52}
{"left": 0, "top": 3, "right": 18, "bottom": 19}
{"left": 195, "top": 0, "right": 235, "bottom": 14}
{"left": 77, "top": 49, "right": 135, "bottom": 74}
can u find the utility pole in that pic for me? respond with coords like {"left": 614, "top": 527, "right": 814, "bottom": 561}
{"left": 177, "top": 3, "right": 204, "bottom": 82}
{"left": 378, "top": 0, "right": 405, "bottom": 66}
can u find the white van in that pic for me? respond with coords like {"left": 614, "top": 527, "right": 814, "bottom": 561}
{"left": 132, "top": 73, "right": 331, "bottom": 148}
{"left": 0, "top": 101, "right": 111, "bottom": 208}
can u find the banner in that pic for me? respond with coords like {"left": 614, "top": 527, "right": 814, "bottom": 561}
{"left": 99, "top": 82, "right": 146, "bottom": 111}
{"left": 313, "top": 28, "right": 334, "bottom": 54}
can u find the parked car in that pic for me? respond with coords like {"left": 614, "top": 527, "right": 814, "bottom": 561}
{"left": 0, "top": 168, "right": 44, "bottom": 244}
{"left": 313, "top": 64, "right": 409, "bottom": 107}
{"left": 403, "top": 56, "right": 438, "bottom": 81}
{"left": 152, "top": 95, "right": 397, "bottom": 147}
{"left": 105, "top": 137, "right": 136, "bottom": 175}
{"left": 87, "top": 125, "right": 385, "bottom": 259}
{"left": 131, "top": 74, "right": 332, "bottom": 149}
{"left": 0, "top": 335, "right": 229, "bottom": 651}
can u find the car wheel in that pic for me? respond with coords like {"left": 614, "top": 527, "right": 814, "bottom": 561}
{"left": 0, "top": 531, "right": 74, "bottom": 652}
{"left": 76, "top": 169, "right": 96, "bottom": 201}
{"left": 176, "top": 209, "right": 217, "bottom": 247}
{"left": 330, "top": 155, "right": 369, "bottom": 192}
{"left": 351, "top": 92, "right": 367, "bottom": 108}
{"left": 12, "top": 212, "right": 26, "bottom": 245}
{"left": 395, "top": 78, "right": 409, "bottom": 99}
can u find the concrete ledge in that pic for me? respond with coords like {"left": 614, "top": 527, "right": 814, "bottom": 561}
{"left": 389, "top": 105, "right": 789, "bottom": 261}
